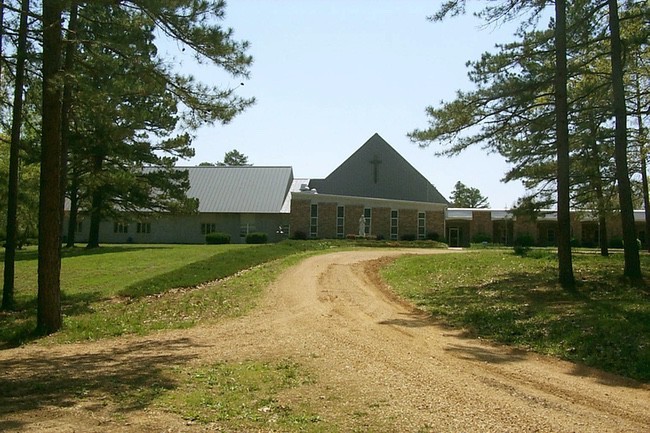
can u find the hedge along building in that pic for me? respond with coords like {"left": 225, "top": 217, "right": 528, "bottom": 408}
{"left": 289, "top": 133, "right": 449, "bottom": 240}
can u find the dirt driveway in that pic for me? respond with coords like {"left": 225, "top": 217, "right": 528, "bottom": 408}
{"left": 1, "top": 249, "right": 649, "bottom": 432}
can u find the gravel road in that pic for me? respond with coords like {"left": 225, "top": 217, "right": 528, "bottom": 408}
{"left": 1, "top": 249, "right": 648, "bottom": 432}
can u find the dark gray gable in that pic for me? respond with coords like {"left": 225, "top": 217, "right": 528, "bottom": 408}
{"left": 310, "top": 133, "right": 448, "bottom": 204}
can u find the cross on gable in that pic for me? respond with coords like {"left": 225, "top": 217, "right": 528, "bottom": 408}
{"left": 370, "top": 154, "right": 382, "bottom": 184}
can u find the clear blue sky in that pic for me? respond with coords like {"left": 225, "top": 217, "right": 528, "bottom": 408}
{"left": 179, "top": 0, "right": 530, "bottom": 208}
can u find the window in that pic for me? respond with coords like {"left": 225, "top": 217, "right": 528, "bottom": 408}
{"left": 114, "top": 222, "right": 128, "bottom": 234}
{"left": 310, "top": 204, "right": 318, "bottom": 238}
{"left": 137, "top": 222, "right": 151, "bottom": 234}
{"left": 240, "top": 224, "right": 256, "bottom": 237}
{"left": 363, "top": 208, "right": 372, "bottom": 236}
{"left": 201, "top": 223, "right": 216, "bottom": 235}
{"left": 336, "top": 205, "right": 345, "bottom": 238}
{"left": 417, "top": 212, "right": 426, "bottom": 239}
{"left": 390, "top": 210, "right": 399, "bottom": 240}
{"left": 547, "top": 228, "right": 556, "bottom": 244}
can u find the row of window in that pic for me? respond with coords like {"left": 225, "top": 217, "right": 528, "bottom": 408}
{"left": 107, "top": 222, "right": 287, "bottom": 238}
{"left": 77, "top": 222, "right": 251, "bottom": 236}
{"left": 309, "top": 205, "right": 427, "bottom": 240}
{"left": 112, "top": 222, "right": 151, "bottom": 234}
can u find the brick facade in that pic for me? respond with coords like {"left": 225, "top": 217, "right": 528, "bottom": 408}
{"left": 470, "top": 210, "right": 492, "bottom": 241}
{"left": 346, "top": 205, "right": 364, "bottom": 236}
{"left": 398, "top": 208, "right": 418, "bottom": 239}
{"left": 426, "top": 210, "right": 445, "bottom": 239}
{"left": 289, "top": 199, "right": 311, "bottom": 238}
{"left": 373, "top": 207, "right": 391, "bottom": 238}
{"left": 318, "top": 202, "right": 338, "bottom": 239}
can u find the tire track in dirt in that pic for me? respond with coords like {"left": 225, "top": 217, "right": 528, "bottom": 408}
{"left": 1, "top": 249, "right": 649, "bottom": 433}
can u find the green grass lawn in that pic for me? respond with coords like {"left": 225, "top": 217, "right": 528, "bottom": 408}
{"left": 0, "top": 239, "right": 444, "bottom": 346}
{"left": 0, "top": 241, "right": 337, "bottom": 346}
{"left": 382, "top": 249, "right": 650, "bottom": 382}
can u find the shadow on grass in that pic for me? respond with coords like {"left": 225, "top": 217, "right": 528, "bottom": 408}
{"left": 1, "top": 291, "right": 106, "bottom": 348}
{"left": 0, "top": 337, "right": 201, "bottom": 430}
{"left": 416, "top": 268, "right": 650, "bottom": 383}
{"left": 120, "top": 243, "right": 301, "bottom": 298}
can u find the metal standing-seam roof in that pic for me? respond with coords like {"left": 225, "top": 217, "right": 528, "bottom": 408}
{"left": 178, "top": 166, "right": 294, "bottom": 213}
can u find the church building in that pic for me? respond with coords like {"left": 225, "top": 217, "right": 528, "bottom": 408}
{"left": 289, "top": 133, "right": 448, "bottom": 240}
{"left": 64, "top": 133, "right": 646, "bottom": 247}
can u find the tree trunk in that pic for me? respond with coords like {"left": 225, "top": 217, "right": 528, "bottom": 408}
{"left": 37, "top": 0, "right": 64, "bottom": 334}
{"left": 598, "top": 214, "right": 609, "bottom": 256}
{"left": 635, "top": 67, "right": 650, "bottom": 252}
{"left": 554, "top": 0, "right": 575, "bottom": 289}
{"left": 65, "top": 171, "right": 79, "bottom": 248}
{"left": 87, "top": 189, "right": 102, "bottom": 249}
{"left": 608, "top": 0, "right": 642, "bottom": 280}
{"left": 86, "top": 154, "right": 104, "bottom": 249}
{"left": 0, "top": 0, "right": 5, "bottom": 83}
{"left": 60, "top": 2, "right": 78, "bottom": 244}
{"left": 2, "top": 0, "right": 29, "bottom": 311}
{"left": 588, "top": 119, "right": 609, "bottom": 257}
{"left": 641, "top": 136, "right": 650, "bottom": 252}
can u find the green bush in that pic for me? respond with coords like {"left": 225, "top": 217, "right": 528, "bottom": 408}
{"left": 609, "top": 238, "right": 624, "bottom": 249}
{"left": 426, "top": 232, "right": 440, "bottom": 241}
{"left": 513, "top": 233, "right": 534, "bottom": 256}
{"left": 471, "top": 232, "right": 492, "bottom": 243}
{"left": 205, "top": 232, "right": 230, "bottom": 244}
{"left": 291, "top": 230, "right": 308, "bottom": 240}
{"left": 514, "top": 233, "right": 534, "bottom": 247}
{"left": 400, "top": 233, "right": 416, "bottom": 241}
{"left": 246, "top": 232, "right": 268, "bottom": 244}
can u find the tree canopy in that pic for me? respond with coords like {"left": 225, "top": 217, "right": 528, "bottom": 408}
{"left": 217, "top": 149, "right": 250, "bottom": 166}
{"left": 449, "top": 181, "right": 490, "bottom": 208}
{"left": 0, "top": 0, "right": 255, "bottom": 331}
{"left": 411, "top": 0, "right": 649, "bottom": 284}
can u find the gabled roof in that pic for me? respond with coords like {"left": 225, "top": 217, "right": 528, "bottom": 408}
{"left": 309, "top": 133, "right": 448, "bottom": 205}
{"left": 179, "top": 166, "right": 294, "bottom": 213}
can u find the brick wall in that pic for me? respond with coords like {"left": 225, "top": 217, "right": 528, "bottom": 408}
{"left": 471, "top": 210, "right": 492, "bottom": 241}
{"left": 373, "top": 207, "right": 391, "bottom": 238}
{"left": 514, "top": 216, "right": 538, "bottom": 244}
{"left": 346, "top": 205, "right": 364, "bottom": 237}
{"left": 426, "top": 210, "right": 445, "bottom": 239}
{"left": 319, "top": 202, "right": 338, "bottom": 239}
{"left": 289, "top": 199, "right": 310, "bottom": 237}
{"left": 399, "top": 208, "right": 418, "bottom": 239}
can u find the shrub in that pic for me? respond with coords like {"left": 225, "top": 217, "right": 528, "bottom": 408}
{"left": 514, "top": 233, "right": 534, "bottom": 247}
{"left": 206, "top": 232, "right": 231, "bottom": 244}
{"left": 246, "top": 232, "right": 268, "bottom": 244}
{"left": 608, "top": 238, "right": 624, "bottom": 249}
{"left": 426, "top": 232, "right": 440, "bottom": 241}
{"left": 292, "top": 230, "right": 308, "bottom": 240}
{"left": 400, "top": 233, "right": 416, "bottom": 241}
{"left": 471, "top": 232, "right": 492, "bottom": 243}
{"left": 513, "top": 233, "right": 534, "bottom": 256}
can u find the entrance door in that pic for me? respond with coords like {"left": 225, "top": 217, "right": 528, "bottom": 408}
{"left": 448, "top": 227, "right": 460, "bottom": 247}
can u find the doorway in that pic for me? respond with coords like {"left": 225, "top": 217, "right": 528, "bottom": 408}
{"left": 448, "top": 227, "right": 460, "bottom": 247}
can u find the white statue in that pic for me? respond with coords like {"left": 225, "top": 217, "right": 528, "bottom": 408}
{"left": 358, "top": 214, "right": 366, "bottom": 237}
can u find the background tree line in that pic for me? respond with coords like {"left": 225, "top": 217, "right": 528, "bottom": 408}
{"left": 411, "top": 0, "right": 649, "bottom": 287}
{"left": 1, "top": 0, "right": 253, "bottom": 333}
